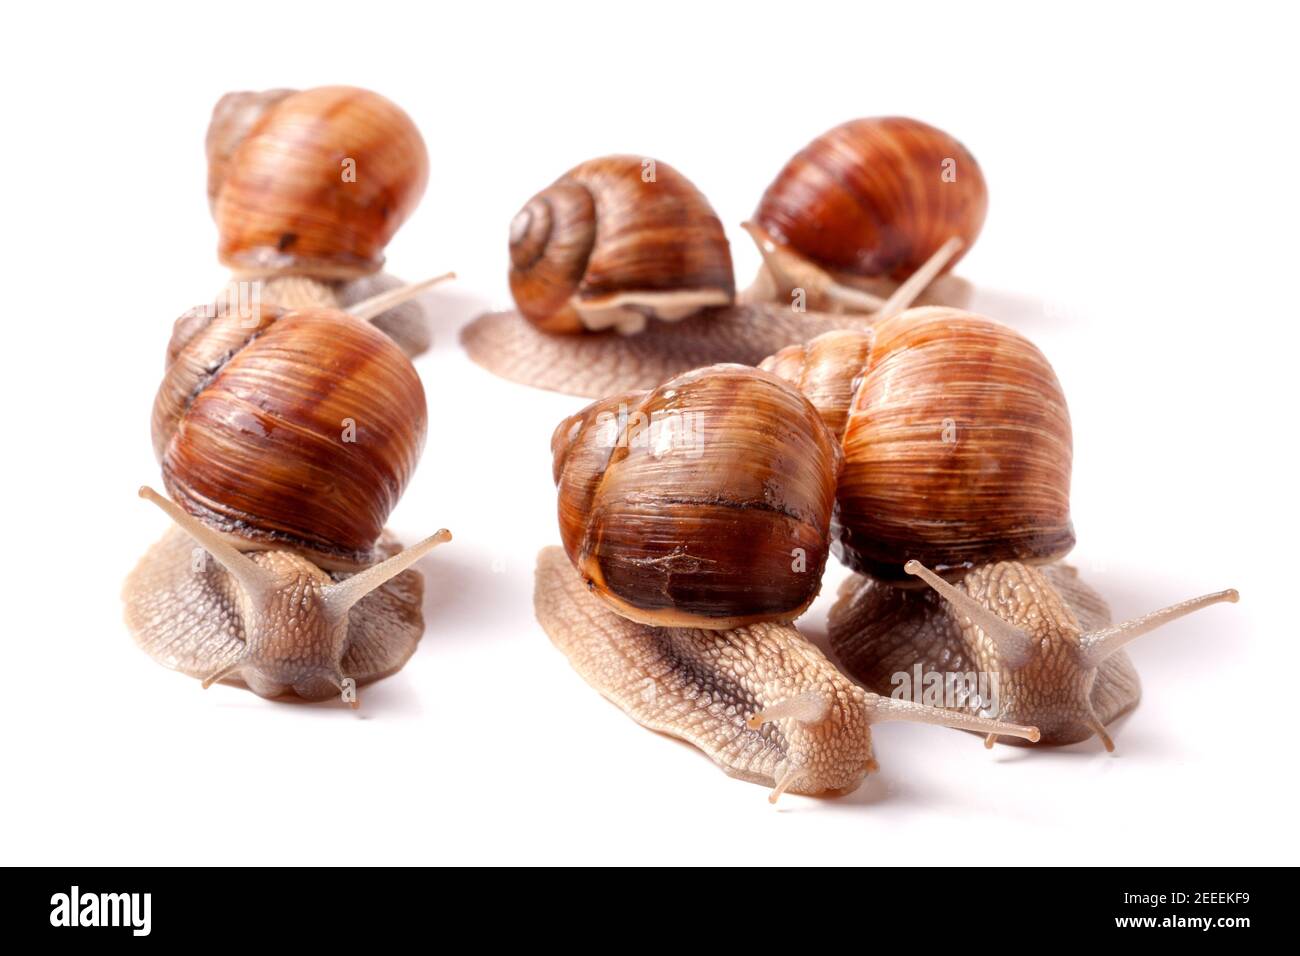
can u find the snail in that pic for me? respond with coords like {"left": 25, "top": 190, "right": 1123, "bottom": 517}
{"left": 760, "top": 308, "right": 1074, "bottom": 581}
{"left": 743, "top": 116, "right": 987, "bottom": 317}
{"left": 463, "top": 154, "right": 956, "bottom": 398}
{"left": 828, "top": 559, "right": 1238, "bottom": 751}
{"left": 207, "top": 85, "right": 444, "bottom": 356}
{"left": 538, "top": 362, "right": 1040, "bottom": 801}
{"left": 123, "top": 299, "right": 452, "bottom": 704}
{"left": 748, "top": 311, "right": 1237, "bottom": 749}
{"left": 504, "top": 155, "right": 735, "bottom": 335}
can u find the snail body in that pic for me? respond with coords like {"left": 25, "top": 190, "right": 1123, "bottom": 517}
{"left": 215, "top": 273, "right": 439, "bottom": 357}
{"left": 535, "top": 547, "right": 1038, "bottom": 801}
{"left": 508, "top": 155, "right": 735, "bottom": 335}
{"left": 830, "top": 559, "right": 1238, "bottom": 750}
{"left": 539, "top": 356, "right": 1045, "bottom": 800}
{"left": 126, "top": 303, "right": 450, "bottom": 703}
{"left": 125, "top": 492, "right": 449, "bottom": 703}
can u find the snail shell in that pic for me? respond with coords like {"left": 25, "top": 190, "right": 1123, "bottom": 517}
{"left": 753, "top": 117, "right": 988, "bottom": 281}
{"left": 508, "top": 155, "right": 735, "bottom": 335}
{"left": 153, "top": 303, "right": 427, "bottom": 569}
{"left": 208, "top": 86, "right": 429, "bottom": 279}
{"left": 551, "top": 364, "right": 840, "bottom": 627}
{"left": 761, "top": 308, "right": 1073, "bottom": 580}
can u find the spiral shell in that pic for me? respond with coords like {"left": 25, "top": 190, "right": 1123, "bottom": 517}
{"left": 760, "top": 308, "right": 1073, "bottom": 581}
{"left": 551, "top": 364, "right": 840, "bottom": 627}
{"left": 509, "top": 155, "right": 735, "bottom": 335}
{"left": 754, "top": 117, "right": 987, "bottom": 281}
{"left": 208, "top": 86, "right": 429, "bottom": 279}
{"left": 153, "top": 303, "right": 427, "bottom": 569}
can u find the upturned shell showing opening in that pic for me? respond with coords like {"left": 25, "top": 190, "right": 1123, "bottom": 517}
{"left": 754, "top": 117, "right": 988, "bottom": 282}
{"left": 211, "top": 86, "right": 429, "bottom": 279}
{"left": 551, "top": 364, "right": 841, "bottom": 627}
{"left": 508, "top": 155, "right": 736, "bottom": 335}
{"left": 153, "top": 306, "right": 427, "bottom": 569}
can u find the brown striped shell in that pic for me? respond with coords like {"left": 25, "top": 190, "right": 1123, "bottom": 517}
{"left": 152, "top": 303, "right": 427, "bottom": 570}
{"left": 208, "top": 86, "right": 429, "bottom": 279}
{"left": 550, "top": 364, "right": 840, "bottom": 627}
{"left": 508, "top": 155, "right": 736, "bottom": 335}
{"left": 754, "top": 117, "right": 988, "bottom": 281}
{"left": 760, "top": 308, "right": 1073, "bottom": 581}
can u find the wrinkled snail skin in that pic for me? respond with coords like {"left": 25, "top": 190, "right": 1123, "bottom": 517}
{"left": 209, "top": 85, "right": 429, "bottom": 280}
{"left": 535, "top": 547, "right": 1040, "bottom": 801}
{"left": 552, "top": 364, "right": 841, "bottom": 628}
{"left": 760, "top": 307, "right": 1075, "bottom": 582}
{"left": 508, "top": 155, "right": 735, "bottom": 335}
{"left": 123, "top": 522, "right": 437, "bottom": 702}
{"left": 753, "top": 116, "right": 988, "bottom": 283}
{"left": 215, "top": 272, "right": 434, "bottom": 358}
{"left": 461, "top": 303, "right": 872, "bottom": 399}
{"left": 153, "top": 304, "right": 427, "bottom": 570}
{"left": 829, "top": 560, "right": 1239, "bottom": 750}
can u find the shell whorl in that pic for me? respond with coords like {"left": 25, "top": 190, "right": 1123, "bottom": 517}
{"left": 153, "top": 304, "right": 427, "bottom": 569}
{"left": 205, "top": 88, "right": 295, "bottom": 210}
{"left": 508, "top": 155, "right": 735, "bottom": 335}
{"left": 760, "top": 310, "right": 1073, "bottom": 582}
{"left": 551, "top": 364, "right": 840, "bottom": 627}
{"left": 759, "top": 329, "right": 875, "bottom": 441}
{"left": 210, "top": 85, "right": 429, "bottom": 280}
{"left": 754, "top": 117, "right": 988, "bottom": 281}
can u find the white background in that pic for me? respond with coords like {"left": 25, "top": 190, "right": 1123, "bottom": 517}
{"left": 3, "top": 1, "right": 1295, "bottom": 866}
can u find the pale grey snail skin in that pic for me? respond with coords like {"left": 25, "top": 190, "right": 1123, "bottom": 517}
{"left": 124, "top": 488, "right": 451, "bottom": 704}
{"left": 533, "top": 545, "right": 1041, "bottom": 805}
{"left": 830, "top": 559, "right": 1239, "bottom": 750}
{"left": 214, "top": 272, "right": 446, "bottom": 358}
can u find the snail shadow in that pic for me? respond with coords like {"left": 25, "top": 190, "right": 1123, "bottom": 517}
{"left": 202, "top": 670, "right": 425, "bottom": 720}
{"left": 783, "top": 768, "right": 896, "bottom": 813}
